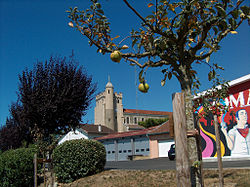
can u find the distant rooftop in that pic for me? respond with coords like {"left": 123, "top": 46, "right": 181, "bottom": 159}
{"left": 80, "top": 124, "right": 115, "bottom": 134}
{"left": 95, "top": 120, "right": 171, "bottom": 140}
{"left": 123, "top": 109, "right": 172, "bottom": 116}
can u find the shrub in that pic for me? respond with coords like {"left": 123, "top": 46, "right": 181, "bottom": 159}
{"left": 0, "top": 148, "right": 37, "bottom": 187}
{"left": 138, "top": 118, "right": 168, "bottom": 128}
{"left": 52, "top": 139, "right": 106, "bottom": 183}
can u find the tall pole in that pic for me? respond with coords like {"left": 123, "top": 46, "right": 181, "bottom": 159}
{"left": 214, "top": 115, "right": 224, "bottom": 187}
{"left": 172, "top": 92, "right": 191, "bottom": 187}
{"left": 34, "top": 153, "right": 37, "bottom": 187}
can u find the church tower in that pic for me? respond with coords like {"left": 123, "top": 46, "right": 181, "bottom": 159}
{"left": 95, "top": 78, "right": 124, "bottom": 131}
{"left": 104, "top": 80, "right": 116, "bottom": 131}
{"left": 94, "top": 78, "right": 171, "bottom": 133}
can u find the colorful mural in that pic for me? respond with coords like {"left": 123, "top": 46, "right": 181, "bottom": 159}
{"left": 197, "top": 88, "right": 250, "bottom": 157}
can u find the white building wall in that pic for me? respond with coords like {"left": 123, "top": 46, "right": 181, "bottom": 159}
{"left": 58, "top": 129, "right": 88, "bottom": 145}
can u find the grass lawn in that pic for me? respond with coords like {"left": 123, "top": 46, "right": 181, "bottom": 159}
{"left": 57, "top": 168, "right": 250, "bottom": 187}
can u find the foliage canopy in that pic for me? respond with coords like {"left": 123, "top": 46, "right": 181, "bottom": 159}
{"left": 1, "top": 55, "right": 96, "bottom": 151}
{"left": 52, "top": 139, "right": 106, "bottom": 183}
{"left": 67, "top": 0, "right": 249, "bottom": 91}
{"left": 0, "top": 147, "right": 38, "bottom": 187}
{"left": 67, "top": 1, "right": 249, "bottom": 185}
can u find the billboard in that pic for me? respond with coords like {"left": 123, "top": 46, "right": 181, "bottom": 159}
{"left": 197, "top": 81, "right": 250, "bottom": 157}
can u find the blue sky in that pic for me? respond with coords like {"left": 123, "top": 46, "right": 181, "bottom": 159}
{"left": 0, "top": 0, "right": 249, "bottom": 127}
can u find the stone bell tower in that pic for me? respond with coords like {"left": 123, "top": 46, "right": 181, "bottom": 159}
{"left": 104, "top": 78, "right": 116, "bottom": 131}
{"left": 94, "top": 77, "right": 125, "bottom": 132}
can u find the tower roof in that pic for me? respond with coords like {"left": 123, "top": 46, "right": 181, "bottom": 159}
{"left": 105, "top": 76, "right": 113, "bottom": 88}
{"left": 105, "top": 81, "right": 113, "bottom": 88}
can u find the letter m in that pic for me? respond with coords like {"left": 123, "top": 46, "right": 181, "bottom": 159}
{"left": 229, "top": 92, "right": 245, "bottom": 108}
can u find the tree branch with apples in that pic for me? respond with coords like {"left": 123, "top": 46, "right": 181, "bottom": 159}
{"left": 67, "top": 0, "right": 249, "bottom": 186}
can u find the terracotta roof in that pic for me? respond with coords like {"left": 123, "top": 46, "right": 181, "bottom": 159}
{"left": 95, "top": 120, "right": 171, "bottom": 140}
{"left": 125, "top": 124, "right": 145, "bottom": 130}
{"left": 80, "top": 124, "right": 115, "bottom": 134}
{"left": 95, "top": 126, "right": 158, "bottom": 140}
{"left": 148, "top": 121, "right": 170, "bottom": 135}
{"left": 124, "top": 109, "right": 172, "bottom": 116}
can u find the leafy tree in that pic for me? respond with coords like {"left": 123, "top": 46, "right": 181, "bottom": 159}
{"left": 139, "top": 118, "right": 168, "bottom": 128}
{"left": 0, "top": 101, "right": 37, "bottom": 152}
{"left": 16, "top": 54, "right": 96, "bottom": 147}
{"left": 0, "top": 119, "right": 22, "bottom": 152}
{"left": 67, "top": 0, "right": 249, "bottom": 185}
{"left": 0, "top": 101, "right": 29, "bottom": 152}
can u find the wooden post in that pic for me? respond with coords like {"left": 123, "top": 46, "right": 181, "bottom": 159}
{"left": 50, "top": 154, "right": 54, "bottom": 187}
{"left": 34, "top": 153, "right": 37, "bottom": 187}
{"left": 43, "top": 158, "right": 46, "bottom": 187}
{"left": 214, "top": 115, "right": 224, "bottom": 187}
{"left": 195, "top": 120, "right": 204, "bottom": 187}
{"left": 169, "top": 114, "right": 174, "bottom": 138}
{"left": 172, "top": 92, "right": 191, "bottom": 187}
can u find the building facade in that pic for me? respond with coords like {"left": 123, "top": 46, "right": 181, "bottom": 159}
{"left": 197, "top": 74, "right": 250, "bottom": 158}
{"left": 94, "top": 80, "right": 172, "bottom": 132}
{"left": 95, "top": 74, "right": 250, "bottom": 161}
{"left": 95, "top": 121, "right": 174, "bottom": 161}
{"left": 58, "top": 124, "right": 114, "bottom": 145}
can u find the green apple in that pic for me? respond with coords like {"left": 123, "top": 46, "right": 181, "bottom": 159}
{"left": 138, "top": 83, "right": 149, "bottom": 93}
{"left": 110, "top": 50, "right": 122, "bottom": 63}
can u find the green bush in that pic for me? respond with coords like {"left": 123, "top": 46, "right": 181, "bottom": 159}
{"left": 138, "top": 118, "right": 168, "bottom": 128}
{"left": 52, "top": 139, "right": 106, "bottom": 183}
{"left": 0, "top": 148, "right": 37, "bottom": 187}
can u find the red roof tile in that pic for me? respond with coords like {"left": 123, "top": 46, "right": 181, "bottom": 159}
{"left": 80, "top": 124, "right": 115, "bottom": 134}
{"left": 124, "top": 109, "right": 172, "bottom": 116}
{"left": 95, "top": 126, "right": 158, "bottom": 140}
{"left": 126, "top": 124, "right": 145, "bottom": 130}
{"left": 95, "top": 120, "right": 171, "bottom": 140}
{"left": 148, "top": 121, "right": 170, "bottom": 134}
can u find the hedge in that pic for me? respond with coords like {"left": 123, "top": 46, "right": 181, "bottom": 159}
{"left": 0, "top": 148, "right": 37, "bottom": 187}
{"left": 52, "top": 139, "right": 106, "bottom": 183}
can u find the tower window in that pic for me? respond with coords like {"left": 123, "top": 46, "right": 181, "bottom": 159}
{"left": 126, "top": 117, "right": 129, "bottom": 124}
{"left": 117, "top": 99, "right": 119, "bottom": 103}
{"left": 108, "top": 90, "right": 110, "bottom": 94}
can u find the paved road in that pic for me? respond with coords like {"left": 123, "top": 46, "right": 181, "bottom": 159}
{"left": 105, "top": 157, "right": 250, "bottom": 170}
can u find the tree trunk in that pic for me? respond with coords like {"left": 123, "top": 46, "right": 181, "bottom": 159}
{"left": 179, "top": 67, "right": 203, "bottom": 187}
{"left": 172, "top": 92, "right": 191, "bottom": 187}
{"left": 214, "top": 115, "right": 224, "bottom": 187}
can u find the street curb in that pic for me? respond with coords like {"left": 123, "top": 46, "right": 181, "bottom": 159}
{"left": 203, "top": 156, "right": 250, "bottom": 162}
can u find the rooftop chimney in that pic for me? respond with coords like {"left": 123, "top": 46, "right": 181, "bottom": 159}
{"left": 98, "top": 124, "right": 102, "bottom": 132}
